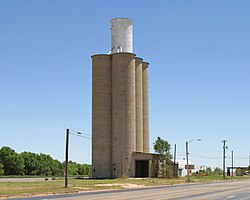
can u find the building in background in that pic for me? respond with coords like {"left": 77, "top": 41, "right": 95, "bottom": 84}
{"left": 176, "top": 159, "right": 195, "bottom": 177}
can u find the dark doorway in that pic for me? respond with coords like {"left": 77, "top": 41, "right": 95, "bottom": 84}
{"left": 135, "top": 160, "right": 149, "bottom": 177}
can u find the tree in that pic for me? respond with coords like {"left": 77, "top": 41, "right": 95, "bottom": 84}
{"left": 50, "top": 159, "right": 64, "bottom": 176}
{"left": 206, "top": 167, "right": 212, "bottom": 175}
{"left": 0, "top": 146, "right": 90, "bottom": 177}
{"left": 68, "top": 161, "right": 79, "bottom": 176}
{"left": 77, "top": 164, "right": 92, "bottom": 177}
{"left": 0, "top": 163, "right": 4, "bottom": 176}
{"left": 83, "top": 164, "right": 92, "bottom": 177}
{"left": 20, "top": 152, "right": 40, "bottom": 175}
{"left": 38, "top": 153, "right": 54, "bottom": 176}
{"left": 213, "top": 167, "right": 223, "bottom": 175}
{"left": 0, "top": 146, "right": 24, "bottom": 175}
{"left": 153, "top": 137, "right": 172, "bottom": 178}
{"left": 77, "top": 164, "right": 85, "bottom": 175}
{"left": 20, "top": 151, "right": 64, "bottom": 176}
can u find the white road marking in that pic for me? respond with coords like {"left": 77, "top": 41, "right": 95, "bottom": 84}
{"left": 227, "top": 196, "right": 235, "bottom": 199}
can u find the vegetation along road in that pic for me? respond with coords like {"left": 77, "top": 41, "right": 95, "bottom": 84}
{"left": 11, "top": 180, "right": 250, "bottom": 200}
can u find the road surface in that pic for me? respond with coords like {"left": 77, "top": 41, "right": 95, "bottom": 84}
{"left": 12, "top": 180, "right": 250, "bottom": 200}
{"left": 0, "top": 178, "right": 51, "bottom": 182}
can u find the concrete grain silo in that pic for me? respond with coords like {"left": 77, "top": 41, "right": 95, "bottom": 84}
{"left": 135, "top": 57, "right": 143, "bottom": 153}
{"left": 142, "top": 62, "right": 150, "bottom": 153}
{"left": 92, "top": 18, "right": 153, "bottom": 178}
{"left": 112, "top": 52, "right": 136, "bottom": 177}
{"left": 91, "top": 54, "right": 112, "bottom": 178}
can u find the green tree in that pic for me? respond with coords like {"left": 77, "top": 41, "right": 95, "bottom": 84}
{"left": 213, "top": 167, "right": 223, "bottom": 175}
{"left": 0, "top": 163, "right": 4, "bottom": 176}
{"left": 83, "top": 164, "right": 92, "bottom": 177}
{"left": 0, "top": 146, "right": 24, "bottom": 175}
{"left": 0, "top": 146, "right": 90, "bottom": 177}
{"left": 68, "top": 161, "right": 79, "bottom": 176}
{"left": 20, "top": 152, "right": 63, "bottom": 176}
{"left": 206, "top": 167, "right": 212, "bottom": 175}
{"left": 153, "top": 137, "right": 172, "bottom": 178}
{"left": 38, "top": 154, "right": 54, "bottom": 176}
{"left": 50, "top": 159, "right": 64, "bottom": 176}
{"left": 77, "top": 164, "right": 85, "bottom": 175}
{"left": 20, "top": 152, "right": 40, "bottom": 175}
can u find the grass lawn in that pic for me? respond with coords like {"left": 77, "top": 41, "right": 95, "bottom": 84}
{"left": 0, "top": 176, "right": 249, "bottom": 199}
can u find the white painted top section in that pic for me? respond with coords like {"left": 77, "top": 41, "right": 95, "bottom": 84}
{"left": 111, "top": 18, "right": 133, "bottom": 54}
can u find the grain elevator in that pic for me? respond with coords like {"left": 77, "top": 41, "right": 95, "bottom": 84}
{"left": 92, "top": 18, "right": 152, "bottom": 178}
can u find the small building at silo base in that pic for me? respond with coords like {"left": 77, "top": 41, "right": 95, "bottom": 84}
{"left": 92, "top": 151, "right": 177, "bottom": 178}
{"left": 131, "top": 152, "right": 160, "bottom": 178}
{"left": 131, "top": 152, "right": 178, "bottom": 178}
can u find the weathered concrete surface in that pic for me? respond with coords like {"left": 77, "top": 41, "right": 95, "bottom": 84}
{"left": 135, "top": 57, "right": 143, "bottom": 153}
{"left": 112, "top": 52, "right": 136, "bottom": 178}
{"left": 142, "top": 62, "right": 149, "bottom": 153}
{"left": 92, "top": 54, "right": 112, "bottom": 178}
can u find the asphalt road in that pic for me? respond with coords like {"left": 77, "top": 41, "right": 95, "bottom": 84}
{"left": 0, "top": 178, "right": 51, "bottom": 182}
{"left": 13, "top": 180, "right": 250, "bottom": 200}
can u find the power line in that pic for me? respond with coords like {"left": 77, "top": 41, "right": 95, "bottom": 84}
{"left": 69, "top": 131, "right": 152, "bottom": 155}
{"left": 68, "top": 130, "right": 233, "bottom": 163}
{"left": 189, "top": 154, "right": 221, "bottom": 160}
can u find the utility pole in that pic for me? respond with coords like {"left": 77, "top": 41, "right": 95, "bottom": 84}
{"left": 249, "top": 155, "right": 250, "bottom": 167}
{"left": 65, "top": 128, "right": 69, "bottom": 188}
{"left": 222, "top": 140, "right": 227, "bottom": 180}
{"left": 173, "top": 144, "right": 176, "bottom": 177}
{"left": 186, "top": 139, "right": 201, "bottom": 182}
{"left": 231, "top": 150, "right": 233, "bottom": 177}
{"left": 186, "top": 141, "right": 190, "bottom": 182}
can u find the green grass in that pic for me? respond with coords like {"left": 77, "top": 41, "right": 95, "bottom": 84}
{"left": 0, "top": 176, "right": 249, "bottom": 198}
{"left": 190, "top": 174, "right": 250, "bottom": 183}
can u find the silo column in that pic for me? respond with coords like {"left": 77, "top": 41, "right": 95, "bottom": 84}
{"left": 92, "top": 54, "right": 112, "bottom": 178}
{"left": 135, "top": 57, "right": 143, "bottom": 152}
{"left": 142, "top": 62, "right": 150, "bottom": 153}
{"left": 112, "top": 52, "right": 136, "bottom": 177}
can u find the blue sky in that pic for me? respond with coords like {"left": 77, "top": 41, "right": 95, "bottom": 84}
{"left": 0, "top": 0, "right": 249, "bottom": 169}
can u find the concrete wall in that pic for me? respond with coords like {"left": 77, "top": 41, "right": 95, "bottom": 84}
{"left": 131, "top": 152, "right": 157, "bottom": 178}
{"left": 112, "top": 53, "right": 136, "bottom": 178}
{"left": 92, "top": 54, "right": 112, "bottom": 178}
{"left": 142, "top": 62, "right": 150, "bottom": 153}
{"left": 135, "top": 57, "right": 143, "bottom": 153}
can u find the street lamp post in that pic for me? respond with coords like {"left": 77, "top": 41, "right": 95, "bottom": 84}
{"left": 222, "top": 140, "right": 227, "bottom": 180}
{"left": 186, "top": 138, "right": 201, "bottom": 182}
{"left": 231, "top": 150, "right": 233, "bottom": 177}
{"left": 186, "top": 141, "right": 189, "bottom": 182}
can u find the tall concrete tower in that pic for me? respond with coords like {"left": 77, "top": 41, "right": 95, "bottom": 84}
{"left": 92, "top": 18, "right": 150, "bottom": 178}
